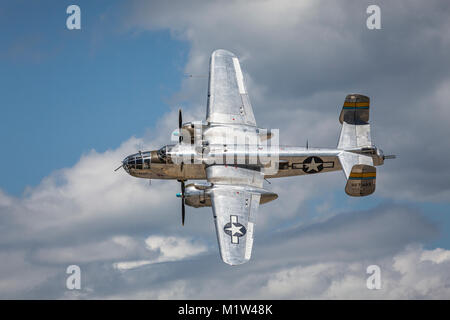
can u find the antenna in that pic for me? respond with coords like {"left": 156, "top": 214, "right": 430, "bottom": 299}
{"left": 184, "top": 74, "right": 208, "bottom": 79}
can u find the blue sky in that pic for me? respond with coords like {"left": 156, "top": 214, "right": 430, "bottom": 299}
{"left": 0, "top": 0, "right": 188, "bottom": 195}
{"left": 1, "top": 0, "right": 450, "bottom": 299}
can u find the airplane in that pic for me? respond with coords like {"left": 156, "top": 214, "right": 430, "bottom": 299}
{"left": 117, "top": 49, "right": 395, "bottom": 266}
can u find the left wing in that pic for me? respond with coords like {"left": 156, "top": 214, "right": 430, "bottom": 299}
{"left": 207, "top": 166, "right": 263, "bottom": 265}
{"left": 206, "top": 49, "right": 256, "bottom": 127}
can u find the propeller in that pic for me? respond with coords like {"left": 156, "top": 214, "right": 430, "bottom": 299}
{"left": 114, "top": 163, "right": 124, "bottom": 172}
{"left": 176, "top": 180, "right": 186, "bottom": 226}
{"left": 181, "top": 181, "right": 186, "bottom": 226}
{"left": 178, "top": 108, "right": 184, "bottom": 172}
{"left": 176, "top": 109, "right": 186, "bottom": 225}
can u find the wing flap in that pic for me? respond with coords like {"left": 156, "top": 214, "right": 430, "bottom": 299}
{"left": 206, "top": 165, "right": 264, "bottom": 188}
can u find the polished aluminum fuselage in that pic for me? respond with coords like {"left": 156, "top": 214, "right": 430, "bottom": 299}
{"left": 124, "top": 144, "right": 383, "bottom": 181}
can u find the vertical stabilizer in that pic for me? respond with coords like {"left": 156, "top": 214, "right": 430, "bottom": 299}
{"left": 337, "top": 94, "right": 372, "bottom": 150}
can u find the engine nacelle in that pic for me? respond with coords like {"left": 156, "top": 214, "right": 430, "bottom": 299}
{"left": 176, "top": 121, "right": 209, "bottom": 144}
{"left": 184, "top": 183, "right": 212, "bottom": 208}
{"left": 182, "top": 183, "right": 278, "bottom": 208}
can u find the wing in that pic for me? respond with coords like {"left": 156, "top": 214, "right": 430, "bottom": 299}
{"left": 206, "top": 166, "right": 263, "bottom": 265}
{"left": 206, "top": 49, "right": 256, "bottom": 127}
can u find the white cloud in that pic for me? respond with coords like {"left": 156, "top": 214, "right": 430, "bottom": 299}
{"left": 259, "top": 246, "right": 450, "bottom": 299}
{"left": 145, "top": 235, "right": 208, "bottom": 261}
{"left": 421, "top": 248, "right": 450, "bottom": 264}
{"left": 113, "top": 235, "right": 208, "bottom": 270}
{"left": 34, "top": 236, "right": 141, "bottom": 264}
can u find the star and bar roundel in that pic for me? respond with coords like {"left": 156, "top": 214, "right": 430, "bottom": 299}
{"left": 301, "top": 156, "right": 334, "bottom": 174}
{"left": 224, "top": 215, "right": 247, "bottom": 244}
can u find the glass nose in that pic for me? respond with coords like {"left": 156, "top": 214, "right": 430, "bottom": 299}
{"left": 123, "top": 152, "right": 151, "bottom": 171}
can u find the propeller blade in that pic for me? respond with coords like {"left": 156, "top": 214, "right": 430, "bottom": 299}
{"left": 178, "top": 108, "right": 183, "bottom": 143}
{"left": 180, "top": 180, "right": 185, "bottom": 226}
{"left": 182, "top": 199, "right": 185, "bottom": 226}
{"left": 114, "top": 164, "right": 124, "bottom": 172}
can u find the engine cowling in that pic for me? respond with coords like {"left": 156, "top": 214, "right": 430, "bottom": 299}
{"left": 181, "top": 183, "right": 278, "bottom": 208}
{"left": 183, "top": 183, "right": 211, "bottom": 208}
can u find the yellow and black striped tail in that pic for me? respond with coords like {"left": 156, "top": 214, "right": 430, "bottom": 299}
{"left": 339, "top": 94, "right": 370, "bottom": 125}
{"left": 345, "top": 164, "right": 376, "bottom": 197}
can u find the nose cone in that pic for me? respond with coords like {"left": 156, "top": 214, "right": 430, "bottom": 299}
{"left": 122, "top": 157, "right": 130, "bottom": 173}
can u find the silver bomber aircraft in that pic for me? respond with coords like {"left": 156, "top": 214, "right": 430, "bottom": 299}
{"left": 118, "top": 49, "right": 395, "bottom": 266}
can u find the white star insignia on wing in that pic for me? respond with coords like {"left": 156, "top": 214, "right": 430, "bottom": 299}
{"left": 225, "top": 223, "right": 244, "bottom": 236}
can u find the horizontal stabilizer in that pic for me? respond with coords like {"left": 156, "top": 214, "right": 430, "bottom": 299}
{"left": 338, "top": 151, "right": 373, "bottom": 178}
{"left": 345, "top": 164, "right": 377, "bottom": 197}
{"left": 345, "top": 164, "right": 376, "bottom": 197}
{"left": 338, "top": 151, "right": 376, "bottom": 197}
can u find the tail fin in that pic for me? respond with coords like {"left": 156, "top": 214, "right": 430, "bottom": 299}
{"left": 338, "top": 151, "right": 376, "bottom": 196}
{"left": 337, "top": 94, "right": 376, "bottom": 196}
{"left": 345, "top": 163, "right": 376, "bottom": 196}
{"left": 337, "top": 94, "right": 372, "bottom": 150}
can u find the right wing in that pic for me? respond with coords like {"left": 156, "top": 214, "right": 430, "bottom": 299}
{"left": 206, "top": 49, "right": 257, "bottom": 127}
{"left": 207, "top": 166, "right": 263, "bottom": 265}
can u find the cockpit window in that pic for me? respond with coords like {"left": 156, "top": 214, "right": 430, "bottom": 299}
{"left": 124, "top": 151, "right": 151, "bottom": 170}
{"left": 157, "top": 146, "right": 167, "bottom": 161}
{"left": 157, "top": 145, "right": 174, "bottom": 162}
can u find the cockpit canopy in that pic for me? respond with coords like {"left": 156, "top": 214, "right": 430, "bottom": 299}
{"left": 157, "top": 144, "right": 174, "bottom": 162}
{"left": 123, "top": 151, "right": 151, "bottom": 172}
{"left": 157, "top": 146, "right": 167, "bottom": 161}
